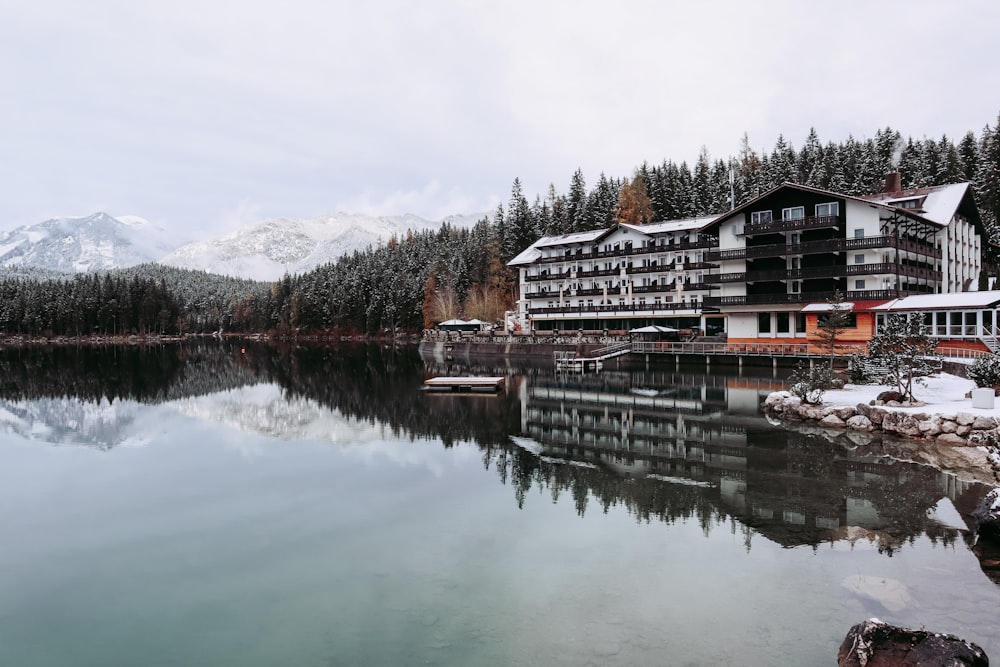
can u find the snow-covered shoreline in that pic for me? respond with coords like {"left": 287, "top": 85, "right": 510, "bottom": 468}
{"left": 762, "top": 373, "right": 1000, "bottom": 483}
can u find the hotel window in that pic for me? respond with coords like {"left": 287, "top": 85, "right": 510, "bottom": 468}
{"left": 854, "top": 254, "right": 864, "bottom": 264}
{"left": 776, "top": 313, "right": 790, "bottom": 333}
{"left": 855, "top": 279, "right": 866, "bottom": 290}
{"left": 791, "top": 281, "right": 801, "bottom": 293}
{"left": 758, "top": 313, "right": 771, "bottom": 334}
{"left": 816, "top": 202, "right": 839, "bottom": 217}
{"left": 790, "top": 233, "right": 801, "bottom": 245}
{"left": 790, "top": 257, "right": 800, "bottom": 269}
{"left": 751, "top": 210, "right": 772, "bottom": 224}
{"left": 782, "top": 206, "right": 805, "bottom": 220}
{"left": 854, "top": 228, "right": 865, "bottom": 238}
{"left": 796, "top": 313, "right": 806, "bottom": 333}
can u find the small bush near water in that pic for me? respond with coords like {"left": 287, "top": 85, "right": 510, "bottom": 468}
{"left": 788, "top": 363, "right": 835, "bottom": 405}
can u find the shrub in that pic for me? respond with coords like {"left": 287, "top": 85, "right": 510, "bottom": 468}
{"left": 788, "top": 362, "right": 834, "bottom": 405}
{"left": 848, "top": 354, "right": 872, "bottom": 385}
{"left": 968, "top": 354, "right": 1000, "bottom": 388}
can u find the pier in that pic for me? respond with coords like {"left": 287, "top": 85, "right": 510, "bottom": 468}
{"left": 424, "top": 376, "right": 506, "bottom": 393}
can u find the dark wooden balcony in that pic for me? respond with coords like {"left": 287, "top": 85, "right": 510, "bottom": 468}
{"left": 703, "top": 289, "right": 906, "bottom": 307}
{"left": 527, "top": 302, "right": 703, "bottom": 315}
{"left": 706, "top": 235, "right": 941, "bottom": 261}
{"left": 744, "top": 214, "right": 840, "bottom": 236}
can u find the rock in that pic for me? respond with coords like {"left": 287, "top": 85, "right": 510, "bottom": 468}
{"left": 856, "top": 403, "right": 872, "bottom": 418}
{"left": 972, "top": 415, "right": 998, "bottom": 430}
{"left": 837, "top": 619, "right": 988, "bottom": 667}
{"left": 940, "top": 420, "right": 958, "bottom": 434}
{"left": 957, "top": 412, "right": 976, "bottom": 426}
{"left": 821, "top": 414, "right": 847, "bottom": 428}
{"left": 881, "top": 411, "right": 921, "bottom": 437}
{"left": 867, "top": 407, "right": 886, "bottom": 427}
{"left": 846, "top": 415, "right": 874, "bottom": 432}
{"left": 917, "top": 418, "right": 942, "bottom": 436}
{"left": 886, "top": 400, "right": 902, "bottom": 407}
{"left": 836, "top": 406, "right": 857, "bottom": 420}
{"left": 957, "top": 424, "right": 972, "bottom": 436}
{"left": 877, "top": 390, "right": 903, "bottom": 403}
{"left": 763, "top": 392, "right": 788, "bottom": 410}
{"left": 937, "top": 433, "right": 967, "bottom": 445}
{"left": 967, "top": 429, "right": 1000, "bottom": 446}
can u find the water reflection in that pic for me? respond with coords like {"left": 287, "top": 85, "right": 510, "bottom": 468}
{"left": 0, "top": 342, "right": 988, "bottom": 557}
{"left": 3, "top": 343, "right": 1000, "bottom": 665}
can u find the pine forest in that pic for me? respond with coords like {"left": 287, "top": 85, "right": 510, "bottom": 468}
{"left": 3, "top": 117, "right": 1000, "bottom": 339}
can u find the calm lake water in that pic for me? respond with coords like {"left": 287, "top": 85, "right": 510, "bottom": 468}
{"left": 0, "top": 342, "right": 998, "bottom": 666}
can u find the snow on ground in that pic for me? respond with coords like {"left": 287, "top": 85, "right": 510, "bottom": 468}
{"left": 821, "top": 373, "right": 997, "bottom": 417}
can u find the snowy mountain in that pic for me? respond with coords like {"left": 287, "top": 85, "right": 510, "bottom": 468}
{"left": 160, "top": 212, "right": 483, "bottom": 280}
{"left": 0, "top": 212, "right": 177, "bottom": 273}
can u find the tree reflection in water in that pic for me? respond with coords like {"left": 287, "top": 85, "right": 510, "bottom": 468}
{"left": 0, "top": 341, "right": 989, "bottom": 557}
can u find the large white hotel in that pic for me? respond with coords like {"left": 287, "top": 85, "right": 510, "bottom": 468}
{"left": 508, "top": 176, "right": 985, "bottom": 345}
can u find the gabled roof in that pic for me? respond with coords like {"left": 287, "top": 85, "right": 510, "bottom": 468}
{"left": 861, "top": 182, "right": 979, "bottom": 229}
{"left": 707, "top": 181, "right": 976, "bottom": 232}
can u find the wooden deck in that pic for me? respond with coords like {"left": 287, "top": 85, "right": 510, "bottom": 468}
{"left": 424, "top": 376, "right": 506, "bottom": 393}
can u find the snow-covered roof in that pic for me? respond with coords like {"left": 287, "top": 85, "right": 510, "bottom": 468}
{"left": 534, "top": 229, "right": 607, "bottom": 248}
{"left": 507, "top": 245, "right": 541, "bottom": 266}
{"left": 801, "top": 302, "right": 858, "bottom": 313}
{"left": 863, "top": 182, "right": 970, "bottom": 227}
{"left": 620, "top": 215, "right": 718, "bottom": 235}
{"left": 871, "top": 291, "right": 1000, "bottom": 311}
{"left": 509, "top": 229, "right": 611, "bottom": 266}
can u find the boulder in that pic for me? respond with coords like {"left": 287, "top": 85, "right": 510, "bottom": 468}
{"left": 881, "top": 411, "right": 921, "bottom": 437}
{"left": 972, "top": 415, "right": 998, "bottom": 430}
{"left": 838, "top": 619, "right": 988, "bottom": 667}
{"left": 957, "top": 412, "right": 976, "bottom": 426}
{"left": 937, "top": 433, "right": 967, "bottom": 445}
{"left": 967, "top": 429, "right": 1000, "bottom": 447}
{"left": 846, "top": 415, "right": 874, "bottom": 432}
{"left": 940, "top": 420, "right": 958, "bottom": 434}
{"left": 917, "top": 418, "right": 942, "bottom": 436}
{"left": 836, "top": 406, "right": 858, "bottom": 420}
{"left": 877, "top": 390, "right": 903, "bottom": 403}
{"left": 821, "top": 414, "right": 846, "bottom": 428}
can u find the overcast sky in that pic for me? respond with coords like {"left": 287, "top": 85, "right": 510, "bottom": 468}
{"left": 3, "top": 0, "right": 999, "bottom": 241}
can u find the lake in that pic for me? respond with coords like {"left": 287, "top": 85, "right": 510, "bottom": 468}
{"left": 0, "top": 342, "right": 998, "bottom": 666}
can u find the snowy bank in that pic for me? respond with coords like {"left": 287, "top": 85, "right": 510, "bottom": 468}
{"left": 762, "top": 373, "right": 1000, "bottom": 483}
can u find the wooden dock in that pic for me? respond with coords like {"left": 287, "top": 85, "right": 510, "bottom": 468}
{"left": 424, "top": 376, "right": 506, "bottom": 393}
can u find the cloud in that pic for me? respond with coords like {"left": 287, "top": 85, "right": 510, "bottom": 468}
{"left": 2, "top": 0, "right": 999, "bottom": 237}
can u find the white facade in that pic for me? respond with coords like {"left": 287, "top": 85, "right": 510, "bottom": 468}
{"left": 508, "top": 180, "right": 985, "bottom": 337}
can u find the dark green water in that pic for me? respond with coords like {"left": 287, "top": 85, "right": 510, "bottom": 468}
{"left": 0, "top": 342, "right": 997, "bottom": 666}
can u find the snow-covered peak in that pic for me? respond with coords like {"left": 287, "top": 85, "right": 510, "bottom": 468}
{"left": 0, "top": 212, "right": 177, "bottom": 273}
{"left": 160, "top": 211, "right": 483, "bottom": 280}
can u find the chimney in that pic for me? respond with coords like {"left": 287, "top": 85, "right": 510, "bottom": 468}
{"left": 884, "top": 172, "right": 901, "bottom": 193}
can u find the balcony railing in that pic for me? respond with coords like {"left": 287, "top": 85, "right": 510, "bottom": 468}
{"left": 532, "top": 235, "right": 719, "bottom": 264}
{"left": 702, "top": 263, "right": 940, "bottom": 285}
{"left": 702, "top": 289, "right": 905, "bottom": 307}
{"left": 706, "top": 235, "right": 941, "bottom": 261}
{"left": 527, "top": 302, "right": 704, "bottom": 315}
{"left": 744, "top": 214, "right": 840, "bottom": 235}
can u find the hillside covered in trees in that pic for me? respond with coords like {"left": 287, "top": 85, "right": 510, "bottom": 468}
{"left": 3, "top": 117, "right": 1000, "bottom": 338}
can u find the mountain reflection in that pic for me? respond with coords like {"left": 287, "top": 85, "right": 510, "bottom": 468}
{"left": 0, "top": 342, "right": 988, "bottom": 553}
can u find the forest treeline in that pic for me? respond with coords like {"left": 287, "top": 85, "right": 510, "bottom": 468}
{"left": 2, "top": 117, "right": 999, "bottom": 337}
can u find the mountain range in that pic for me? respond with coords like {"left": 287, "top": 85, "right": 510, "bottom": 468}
{"left": 0, "top": 211, "right": 483, "bottom": 281}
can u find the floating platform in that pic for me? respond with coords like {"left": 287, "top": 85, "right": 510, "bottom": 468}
{"left": 424, "top": 376, "right": 506, "bottom": 393}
